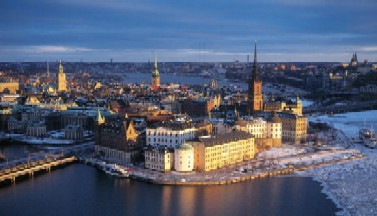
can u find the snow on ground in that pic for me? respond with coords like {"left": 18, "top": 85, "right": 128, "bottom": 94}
{"left": 302, "top": 110, "right": 377, "bottom": 216}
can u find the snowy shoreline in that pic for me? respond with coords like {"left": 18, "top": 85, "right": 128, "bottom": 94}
{"left": 301, "top": 110, "right": 377, "bottom": 216}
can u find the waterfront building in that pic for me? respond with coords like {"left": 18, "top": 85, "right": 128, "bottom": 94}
{"left": 7, "top": 116, "right": 26, "bottom": 132}
{"left": 174, "top": 143, "right": 194, "bottom": 172}
{"left": 151, "top": 54, "right": 160, "bottom": 90}
{"left": 144, "top": 147, "right": 174, "bottom": 172}
{"left": 26, "top": 122, "right": 46, "bottom": 137}
{"left": 280, "top": 113, "right": 307, "bottom": 144}
{"left": 248, "top": 42, "right": 263, "bottom": 113}
{"left": 64, "top": 124, "right": 84, "bottom": 141}
{"left": 190, "top": 131, "right": 254, "bottom": 172}
{"left": 57, "top": 61, "right": 67, "bottom": 92}
{"left": 146, "top": 115, "right": 196, "bottom": 148}
{"left": 95, "top": 118, "right": 141, "bottom": 164}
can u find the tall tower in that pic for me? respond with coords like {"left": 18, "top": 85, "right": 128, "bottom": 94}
{"left": 151, "top": 54, "right": 160, "bottom": 90}
{"left": 248, "top": 42, "right": 263, "bottom": 113}
{"left": 57, "top": 60, "right": 67, "bottom": 92}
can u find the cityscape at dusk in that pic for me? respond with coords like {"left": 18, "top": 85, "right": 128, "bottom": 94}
{"left": 1, "top": 1, "right": 377, "bottom": 216}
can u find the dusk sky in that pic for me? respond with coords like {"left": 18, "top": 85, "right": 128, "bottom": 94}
{"left": 1, "top": 0, "right": 377, "bottom": 62}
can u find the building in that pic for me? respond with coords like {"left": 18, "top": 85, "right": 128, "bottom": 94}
{"left": 144, "top": 147, "right": 174, "bottom": 172}
{"left": 26, "top": 122, "right": 46, "bottom": 137}
{"left": 146, "top": 116, "right": 196, "bottom": 148}
{"left": 234, "top": 116, "right": 282, "bottom": 152}
{"left": 267, "top": 113, "right": 283, "bottom": 148}
{"left": 151, "top": 54, "right": 160, "bottom": 90}
{"left": 95, "top": 118, "right": 141, "bottom": 164}
{"left": 0, "top": 82, "right": 21, "bottom": 94}
{"left": 180, "top": 95, "right": 221, "bottom": 117}
{"left": 280, "top": 113, "right": 307, "bottom": 144}
{"left": 248, "top": 42, "right": 263, "bottom": 113}
{"left": 190, "top": 131, "right": 254, "bottom": 172}
{"left": 64, "top": 124, "right": 84, "bottom": 141}
{"left": 264, "top": 97, "right": 303, "bottom": 115}
{"left": 57, "top": 61, "right": 67, "bottom": 92}
{"left": 174, "top": 143, "right": 194, "bottom": 172}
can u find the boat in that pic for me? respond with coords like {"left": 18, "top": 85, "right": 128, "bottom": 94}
{"left": 101, "top": 163, "right": 130, "bottom": 178}
{"left": 359, "top": 128, "right": 377, "bottom": 148}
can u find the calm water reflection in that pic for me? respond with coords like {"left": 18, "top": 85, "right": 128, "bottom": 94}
{"left": 0, "top": 164, "right": 339, "bottom": 216}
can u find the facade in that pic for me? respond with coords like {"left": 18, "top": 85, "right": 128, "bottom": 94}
{"left": 280, "top": 113, "right": 307, "bottom": 144}
{"left": 151, "top": 54, "right": 160, "bottom": 90}
{"left": 0, "top": 82, "right": 21, "bottom": 94}
{"left": 190, "top": 131, "right": 254, "bottom": 172}
{"left": 144, "top": 147, "right": 174, "bottom": 172}
{"left": 181, "top": 95, "right": 221, "bottom": 117}
{"left": 248, "top": 43, "right": 263, "bottom": 112}
{"left": 234, "top": 116, "right": 282, "bottom": 152}
{"left": 267, "top": 113, "right": 283, "bottom": 147}
{"left": 95, "top": 118, "right": 141, "bottom": 164}
{"left": 174, "top": 143, "right": 194, "bottom": 172}
{"left": 64, "top": 124, "right": 84, "bottom": 141}
{"left": 26, "top": 122, "right": 46, "bottom": 137}
{"left": 57, "top": 61, "right": 67, "bottom": 92}
{"left": 264, "top": 97, "right": 303, "bottom": 115}
{"left": 146, "top": 122, "right": 196, "bottom": 148}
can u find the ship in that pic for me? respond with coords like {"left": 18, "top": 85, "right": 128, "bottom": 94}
{"left": 359, "top": 128, "right": 377, "bottom": 148}
{"left": 101, "top": 163, "right": 130, "bottom": 178}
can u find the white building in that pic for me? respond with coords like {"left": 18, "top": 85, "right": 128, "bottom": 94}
{"left": 174, "top": 143, "right": 194, "bottom": 172}
{"left": 146, "top": 126, "right": 196, "bottom": 148}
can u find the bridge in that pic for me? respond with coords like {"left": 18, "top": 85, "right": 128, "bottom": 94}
{"left": 0, "top": 142, "right": 94, "bottom": 184}
{"left": 0, "top": 156, "right": 77, "bottom": 183}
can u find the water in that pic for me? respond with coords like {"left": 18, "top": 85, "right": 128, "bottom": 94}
{"left": 310, "top": 110, "right": 377, "bottom": 138}
{"left": 0, "top": 164, "right": 339, "bottom": 216}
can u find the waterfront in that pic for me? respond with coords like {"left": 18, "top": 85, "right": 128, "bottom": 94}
{"left": 0, "top": 164, "right": 339, "bottom": 216}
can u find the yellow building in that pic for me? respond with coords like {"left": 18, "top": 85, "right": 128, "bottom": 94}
{"left": 0, "top": 82, "right": 20, "bottom": 94}
{"left": 190, "top": 131, "right": 254, "bottom": 172}
{"left": 264, "top": 96, "right": 303, "bottom": 115}
{"left": 280, "top": 113, "right": 307, "bottom": 144}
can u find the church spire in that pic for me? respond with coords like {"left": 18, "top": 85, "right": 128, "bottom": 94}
{"left": 151, "top": 53, "right": 161, "bottom": 89}
{"left": 252, "top": 41, "right": 259, "bottom": 81}
{"left": 154, "top": 53, "right": 158, "bottom": 70}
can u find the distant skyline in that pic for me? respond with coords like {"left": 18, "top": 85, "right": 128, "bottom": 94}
{"left": 1, "top": 0, "right": 377, "bottom": 62}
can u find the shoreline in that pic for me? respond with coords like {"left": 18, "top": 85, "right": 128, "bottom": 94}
{"left": 128, "top": 155, "right": 364, "bottom": 186}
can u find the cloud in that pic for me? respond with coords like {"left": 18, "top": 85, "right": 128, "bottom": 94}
{"left": 360, "top": 46, "right": 377, "bottom": 52}
{"left": 1, "top": 45, "right": 94, "bottom": 54}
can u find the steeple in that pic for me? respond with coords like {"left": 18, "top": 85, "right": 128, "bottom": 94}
{"left": 151, "top": 53, "right": 161, "bottom": 89}
{"left": 57, "top": 59, "right": 67, "bottom": 92}
{"left": 248, "top": 41, "right": 263, "bottom": 113}
{"left": 252, "top": 41, "right": 259, "bottom": 81}
{"left": 58, "top": 60, "right": 64, "bottom": 74}
{"left": 152, "top": 53, "right": 159, "bottom": 77}
{"left": 96, "top": 109, "right": 105, "bottom": 125}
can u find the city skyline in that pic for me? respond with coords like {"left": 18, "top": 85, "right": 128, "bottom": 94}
{"left": 1, "top": 0, "right": 377, "bottom": 62}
